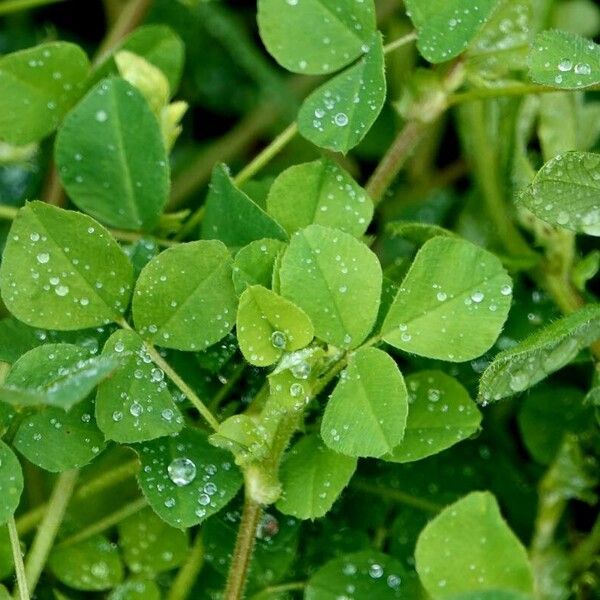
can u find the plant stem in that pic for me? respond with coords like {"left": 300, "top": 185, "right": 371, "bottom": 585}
{"left": 0, "top": 0, "right": 65, "bottom": 14}
{"left": 571, "top": 513, "right": 600, "bottom": 573}
{"left": 57, "top": 497, "right": 147, "bottom": 548}
{"left": 23, "top": 469, "right": 78, "bottom": 594}
{"left": 233, "top": 122, "right": 298, "bottom": 187}
{"left": 16, "top": 459, "right": 139, "bottom": 535}
{"left": 352, "top": 480, "right": 443, "bottom": 513}
{"left": 383, "top": 31, "right": 417, "bottom": 54}
{"left": 166, "top": 533, "right": 205, "bottom": 600}
{"left": 208, "top": 362, "right": 246, "bottom": 413}
{"left": 118, "top": 320, "right": 220, "bottom": 430}
{"left": 7, "top": 518, "right": 29, "bottom": 600}
{"left": 223, "top": 493, "right": 262, "bottom": 600}
{"left": 0, "top": 205, "right": 18, "bottom": 220}
{"left": 255, "top": 582, "right": 306, "bottom": 595}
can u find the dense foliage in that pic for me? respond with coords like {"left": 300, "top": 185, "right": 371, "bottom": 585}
{"left": 0, "top": 0, "right": 599, "bottom": 599}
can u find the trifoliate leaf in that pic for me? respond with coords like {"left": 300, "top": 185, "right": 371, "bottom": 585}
{"left": 232, "top": 238, "right": 286, "bottom": 296}
{"left": 0, "top": 441, "right": 23, "bottom": 525}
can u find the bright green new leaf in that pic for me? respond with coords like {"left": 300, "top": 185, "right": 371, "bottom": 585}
{"left": 478, "top": 305, "right": 600, "bottom": 402}
{"left": 276, "top": 433, "right": 356, "bottom": 519}
{"left": 118, "top": 507, "right": 188, "bottom": 576}
{"left": 257, "top": 0, "right": 376, "bottom": 75}
{"left": 115, "top": 25, "right": 185, "bottom": 93}
{"left": 135, "top": 428, "right": 243, "bottom": 529}
{"left": 321, "top": 348, "right": 408, "bottom": 458}
{"left": 518, "top": 386, "right": 592, "bottom": 465}
{"left": 298, "top": 33, "right": 386, "bottom": 154}
{"left": 0, "top": 343, "right": 120, "bottom": 410}
{"left": 56, "top": 78, "right": 170, "bottom": 231}
{"left": 0, "top": 202, "right": 134, "bottom": 330}
{"left": 266, "top": 159, "right": 373, "bottom": 237}
{"left": 108, "top": 579, "right": 161, "bottom": 600}
{"left": 405, "top": 0, "right": 499, "bottom": 63}
{"left": 386, "top": 370, "right": 481, "bottom": 463}
{"left": 415, "top": 492, "right": 534, "bottom": 598}
{"left": 0, "top": 441, "right": 23, "bottom": 525}
{"left": 0, "top": 42, "right": 90, "bottom": 145}
{"left": 518, "top": 151, "right": 600, "bottom": 236}
{"left": 201, "top": 164, "right": 287, "bottom": 248}
{"left": 237, "top": 285, "right": 314, "bottom": 366}
{"left": 382, "top": 237, "right": 513, "bottom": 362}
{"left": 232, "top": 238, "right": 286, "bottom": 295}
{"left": 306, "top": 550, "right": 421, "bottom": 599}
{"left": 49, "top": 535, "right": 124, "bottom": 591}
{"left": 279, "top": 225, "right": 382, "bottom": 348}
{"left": 95, "top": 330, "right": 183, "bottom": 442}
{"left": 13, "top": 398, "right": 106, "bottom": 472}
{"left": 132, "top": 240, "right": 237, "bottom": 351}
{"left": 528, "top": 30, "right": 600, "bottom": 89}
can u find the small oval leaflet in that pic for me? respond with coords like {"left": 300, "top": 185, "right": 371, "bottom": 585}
{"left": 518, "top": 151, "right": 600, "bottom": 236}
{"left": 56, "top": 77, "right": 170, "bottom": 231}
{"left": 132, "top": 240, "right": 238, "bottom": 351}
{"left": 528, "top": 30, "right": 600, "bottom": 89}
{"left": 415, "top": 491, "right": 534, "bottom": 598}
{"left": 0, "top": 202, "right": 134, "bottom": 331}
{"left": 266, "top": 158, "right": 374, "bottom": 237}
{"left": 0, "top": 42, "right": 90, "bottom": 145}
{"left": 0, "top": 440, "right": 23, "bottom": 525}
{"left": 257, "top": 0, "right": 377, "bottom": 75}
{"left": 321, "top": 347, "right": 408, "bottom": 458}
{"left": 279, "top": 224, "right": 382, "bottom": 349}
{"left": 381, "top": 236, "right": 513, "bottom": 362}
{"left": 298, "top": 33, "right": 386, "bottom": 154}
{"left": 135, "top": 428, "right": 243, "bottom": 529}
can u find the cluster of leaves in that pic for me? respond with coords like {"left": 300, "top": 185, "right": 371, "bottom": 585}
{"left": 0, "top": 0, "right": 599, "bottom": 599}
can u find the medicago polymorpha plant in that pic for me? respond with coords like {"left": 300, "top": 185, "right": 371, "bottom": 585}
{"left": 0, "top": 0, "right": 599, "bottom": 598}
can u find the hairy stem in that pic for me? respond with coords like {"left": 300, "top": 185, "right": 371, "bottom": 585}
{"left": 24, "top": 469, "right": 78, "bottom": 594}
{"left": 7, "top": 518, "right": 29, "bottom": 600}
{"left": 167, "top": 533, "right": 205, "bottom": 600}
{"left": 223, "top": 494, "right": 262, "bottom": 600}
{"left": 57, "top": 497, "right": 147, "bottom": 548}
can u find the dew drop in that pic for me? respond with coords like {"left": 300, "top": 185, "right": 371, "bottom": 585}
{"left": 334, "top": 112, "right": 349, "bottom": 127}
{"left": 270, "top": 330, "right": 287, "bottom": 350}
{"left": 558, "top": 58, "right": 573, "bottom": 72}
{"left": 167, "top": 457, "right": 197, "bottom": 487}
{"left": 36, "top": 252, "right": 50, "bottom": 264}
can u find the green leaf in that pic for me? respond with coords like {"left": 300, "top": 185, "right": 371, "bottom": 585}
{"left": 117, "top": 25, "right": 185, "bottom": 93}
{"left": 0, "top": 586, "right": 9, "bottom": 600}
{"left": 49, "top": 535, "right": 124, "bottom": 591}
{"left": 321, "top": 348, "right": 408, "bottom": 458}
{"left": 55, "top": 78, "right": 170, "bottom": 231}
{"left": 0, "top": 202, "right": 134, "bottom": 330}
{"left": 135, "top": 428, "right": 243, "bottom": 529}
{"left": 385, "top": 370, "right": 481, "bottom": 463}
{"left": 415, "top": 491, "right": 534, "bottom": 598}
{"left": 0, "top": 343, "right": 120, "bottom": 410}
{"left": 405, "top": 0, "right": 499, "bottom": 63}
{"left": 201, "top": 165, "right": 287, "bottom": 249}
{"left": 517, "top": 385, "right": 592, "bottom": 465}
{"left": 118, "top": 507, "right": 188, "bottom": 576}
{"left": 13, "top": 398, "right": 106, "bottom": 472}
{"left": 132, "top": 240, "right": 237, "bottom": 351}
{"left": 0, "top": 527, "right": 13, "bottom": 580}
{"left": 528, "top": 30, "right": 600, "bottom": 89}
{"left": 279, "top": 225, "right": 382, "bottom": 348}
{"left": 108, "top": 579, "right": 161, "bottom": 600}
{"left": 478, "top": 305, "right": 600, "bottom": 402}
{"left": 95, "top": 330, "right": 183, "bottom": 443}
{"left": 276, "top": 433, "right": 356, "bottom": 519}
{"left": 266, "top": 159, "right": 373, "bottom": 237}
{"left": 0, "top": 42, "right": 90, "bottom": 145}
{"left": 237, "top": 285, "right": 314, "bottom": 366}
{"left": 518, "top": 151, "right": 600, "bottom": 236}
{"left": 257, "top": 0, "right": 376, "bottom": 75}
{"left": 446, "top": 593, "right": 533, "bottom": 600}
{"left": 0, "top": 318, "right": 45, "bottom": 363}
{"left": 232, "top": 239, "right": 286, "bottom": 296}
{"left": 381, "top": 237, "right": 513, "bottom": 362}
{"left": 306, "top": 550, "right": 421, "bottom": 599}
{"left": 298, "top": 33, "right": 386, "bottom": 154}
{"left": 0, "top": 440, "right": 23, "bottom": 525}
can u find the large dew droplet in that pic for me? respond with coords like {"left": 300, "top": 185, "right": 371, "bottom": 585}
{"left": 167, "top": 457, "right": 197, "bottom": 487}
{"left": 270, "top": 330, "right": 287, "bottom": 350}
